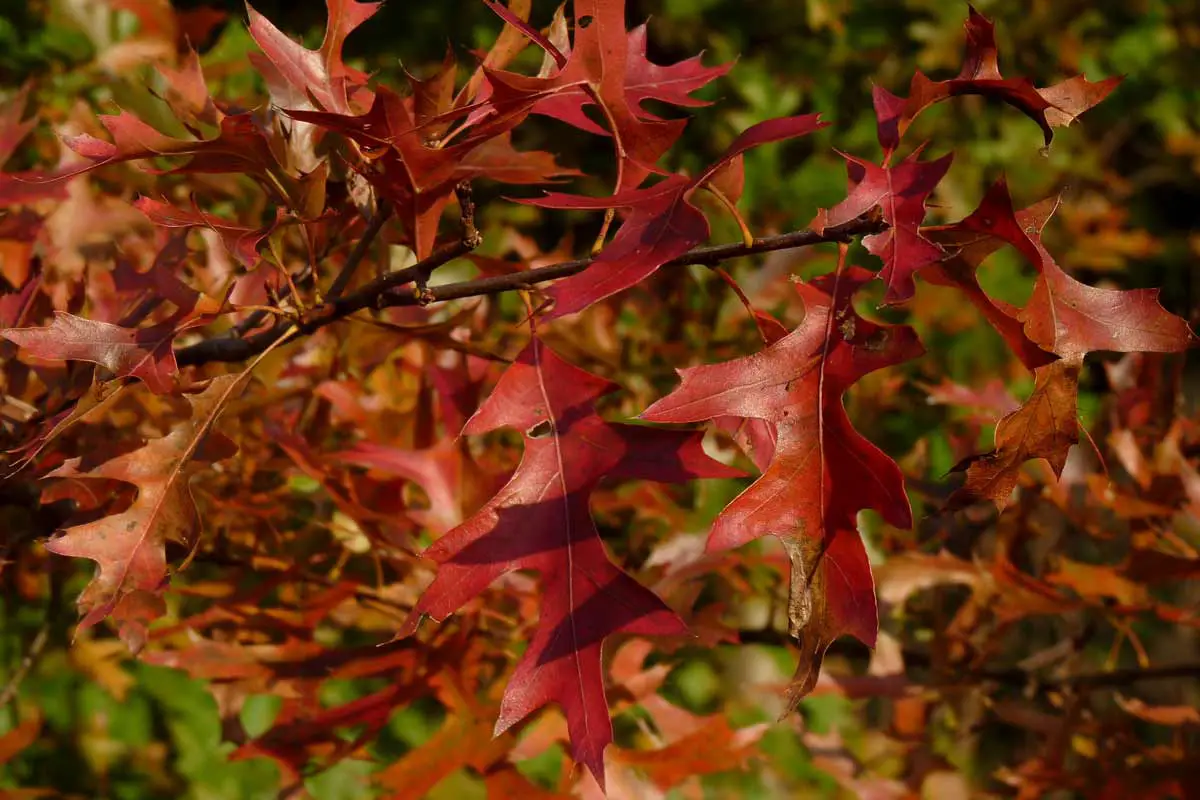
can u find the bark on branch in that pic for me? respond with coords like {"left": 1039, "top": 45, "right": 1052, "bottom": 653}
{"left": 176, "top": 215, "right": 887, "bottom": 368}
{"left": 737, "top": 628, "right": 1200, "bottom": 694}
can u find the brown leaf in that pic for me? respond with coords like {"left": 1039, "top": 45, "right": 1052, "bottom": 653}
{"left": 42, "top": 375, "right": 242, "bottom": 650}
{"left": 1046, "top": 557, "right": 1149, "bottom": 606}
{"left": 1110, "top": 429, "right": 1151, "bottom": 489}
{"left": 3, "top": 312, "right": 187, "bottom": 394}
{"left": 1116, "top": 696, "right": 1200, "bottom": 727}
{"left": 874, "top": 551, "right": 982, "bottom": 607}
{"left": 610, "top": 717, "right": 767, "bottom": 790}
{"left": 782, "top": 528, "right": 877, "bottom": 706}
{"left": 950, "top": 358, "right": 1080, "bottom": 508}
{"left": 1122, "top": 548, "right": 1200, "bottom": 584}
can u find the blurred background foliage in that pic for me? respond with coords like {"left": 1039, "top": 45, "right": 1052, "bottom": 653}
{"left": 1, "top": 0, "right": 1198, "bottom": 797}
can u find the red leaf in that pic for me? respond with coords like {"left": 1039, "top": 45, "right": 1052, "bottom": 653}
{"left": 1022, "top": 250, "right": 1198, "bottom": 360}
{"left": 921, "top": 179, "right": 1057, "bottom": 370}
{"left": 812, "top": 150, "right": 952, "bottom": 304}
{"left": 0, "top": 269, "right": 40, "bottom": 328}
{"left": 3, "top": 311, "right": 187, "bottom": 393}
{"left": 158, "top": 47, "right": 221, "bottom": 128}
{"left": 622, "top": 24, "right": 733, "bottom": 119}
{"left": 642, "top": 266, "right": 923, "bottom": 702}
{"left": 246, "top": 0, "right": 381, "bottom": 116}
{"left": 927, "top": 178, "right": 1196, "bottom": 361}
{"left": 481, "top": 0, "right": 731, "bottom": 191}
{"left": 289, "top": 87, "right": 575, "bottom": 257}
{"left": 525, "top": 114, "right": 827, "bottom": 317}
{"left": 0, "top": 84, "right": 36, "bottom": 167}
{"left": 0, "top": 86, "right": 69, "bottom": 206}
{"left": 332, "top": 438, "right": 496, "bottom": 535}
{"left": 872, "top": 6, "right": 1120, "bottom": 157}
{"left": 0, "top": 169, "right": 71, "bottom": 207}
{"left": 784, "top": 527, "right": 877, "bottom": 702}
{"left": 457, "top": 131, "right": 584, "bottom": 185}
{"left": 134, "top": 195, "right": 275, "bottom": 268}
{"left": 57, "top": 110, "right": 284, "bottom": 184}
{"left": 482, "top": 0, "right": 567, "bottom": 70}
{"left": 109, "top": 235, "right": 202, "bottom": 321}
{"left": 398, "top": 337, "right": 738, "bottom": 788}
{"left": 924, "top": 377, "right": 1020, "bottom": 418}
{"left": 234, "top": 682, "right": 420, "bottom": 781}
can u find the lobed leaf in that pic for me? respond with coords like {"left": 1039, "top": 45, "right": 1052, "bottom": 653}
{"left": 642, "top": 265, "right": 924, "bottom": 703}
{"left": 398, "top": 337, "right": 738, "bottom": 788}
{"left": 40, "top": 376, "right": 242, "bottom": 650}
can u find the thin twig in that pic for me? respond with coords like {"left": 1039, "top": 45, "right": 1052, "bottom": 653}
{"left": 325, "top": 199, "right": 393, "bottom": 300}
{"left": 0, "top": 571, "right": 60, "bottom": 707}
{"left": 228, "top": 245, "right": 327, "bottom": 340}
{"left": 0, "top": 624, "right": 49, "bottom": 707}
{"left": 176, "top": 215, "right": 886, "bottom": 368}
{"left": 736, "top": 627, "right": 1200, "bottom": 692}
{"left": 412, "top": 182, "right": 479, "bottom": 306}
{"left": 388, "top": 215, "right": 885, "bottom": 305}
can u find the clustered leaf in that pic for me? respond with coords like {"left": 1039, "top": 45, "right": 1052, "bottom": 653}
{"left": 643, "top": 265, "right": 924, "bottom": 698}
{"left": 399, "top": 337, "right": 739, "bottom": 786}
{"left": 526, "top": 114, "right": 828, "bottom": 317}
{"left": 0, "top": 0, "right": 1194, "bottom": 793}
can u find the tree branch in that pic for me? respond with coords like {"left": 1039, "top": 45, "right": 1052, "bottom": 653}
{"left": 388, "top": 215, "right": 886, "bottom": 307}
{"left": 324, "top": 199, "right": 393, "bottom": 300}
{"left": 0, "top": 623, "right": 49, "bottom": 707}
{"left": 737, "top": 627, "right": 1200, "bottom": 693}
{"left": 176, "top": 215, "right": 886, "bottom": 368}
{"left": 0, "top": 571, "right": 60, "bottom": 708}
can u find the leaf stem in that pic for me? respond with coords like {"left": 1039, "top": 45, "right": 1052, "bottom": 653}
{"left": 702, "top": 183, "right": 754, "bottom": 247}
{"left": 584, "top": 86, "right": 626, "bottom": 253}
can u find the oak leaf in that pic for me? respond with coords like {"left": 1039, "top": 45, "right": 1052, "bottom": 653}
{"left": 398, "top": 337, "right": 740, "bottom": 788}
{"left": 0, "top": 86, "right": 69, "bottom": 207}
{"left": 812, "top": 149, "right": 952, "bottom": 305}
{"left": 3, "top": 311, "right": 194, "bottom": 394}
{"left": 332, "top": 438, "right": 495, "bottom": 535}
{"left": 233, "top": 682, "right": 421, "bottom": 782}
{"left": 481, "top": 0, "right": 731, "bottom": 191}
{"left": 40, "top": 375, "right": 242, "bottom": 651}
{"left": 1021, "top": 246, "right": 1198, "bottom": 361}
{"left": 59, "top": 110, "right": 286, "bottom": 185}
{"left": 871, "top": 6, "right": 1120, "bottom": 157}
{"left": 921, "top": 179, "right": 1058, "bottom": 370}
{"left": 134, "top": 195, "right": 275, "bottom": 269}
{"left": 641, "top": 266, "right": 924, "bottom": 702}
{"left": 246, "top": 0, "right": 380, "bottom": 117}
{"left": 948, "top": 359, "right": 1080, "bottom": 508}
{"left": 930, "top": 180, "right": 1194, "bottom": 507}
{"left": 526, "top": 114, "right": 827, "bottom": 317}
{"left": 288, "top": 86, "right": 576, "bottom": 257}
